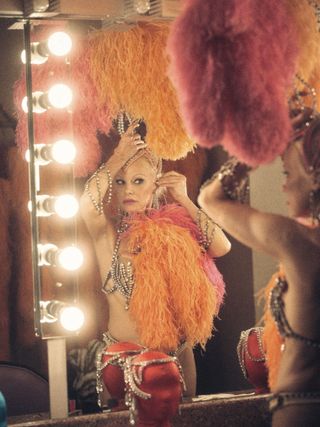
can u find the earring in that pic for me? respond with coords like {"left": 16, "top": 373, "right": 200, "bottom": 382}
{"left": 151, "top": 193, "right": 159, "bottom": 209}
{"left": 152, "top": 186, "right": 165, "bottom": 209}
{"left": 309, "top": 189, "right": 320, "bottom": 226}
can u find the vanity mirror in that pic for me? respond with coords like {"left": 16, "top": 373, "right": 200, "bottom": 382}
{"left": 3, "top": 1, "right": 317, "bottom": 424}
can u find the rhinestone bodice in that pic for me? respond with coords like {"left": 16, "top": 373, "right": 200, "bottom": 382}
{"left": 101, "top": 218, "right": 135, "bottom": 310}
{"left": 102, "top": 256, "right": 134, "bottom": 310}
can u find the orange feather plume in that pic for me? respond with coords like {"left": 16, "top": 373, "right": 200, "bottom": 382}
{"left": 125, "top": 210, "right": 218, "bottom": 352}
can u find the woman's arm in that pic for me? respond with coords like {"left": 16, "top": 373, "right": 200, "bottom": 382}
{"left": 157, "top": 171, "right": 231, "bottom": 257}
{"left": 197, "top": 160, "right": 291, "bottom": 259}
{"left": 80, "top": 120, "right": 147, "bottom": 238}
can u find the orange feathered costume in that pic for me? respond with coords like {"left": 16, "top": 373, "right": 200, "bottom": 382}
{"left": 123, "top": 204, "right": 225, "bottom": 353}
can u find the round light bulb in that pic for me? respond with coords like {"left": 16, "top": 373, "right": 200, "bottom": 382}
{"left": 59, "top": 306, "right": 84, "bottom": 331}
{"left": 47, "top": 32, "right": 72, "bottom": 56}
{"left": 21, "top": 92, "right": 46, "bottom": 114}
{"left": 38, "top": 243, "right": 58, "bottom": 266}
{"left": 58, "top": 246, "right": 83, "bottom": 271}
{"left": 20, "top": 47, "right": 48, "bottom": 65}
{"left": 47, "top": 84, "right": 72, "bottom": 109}
{"left": 51, "top": 139, "right": 76, "bottom": 164}
{"left": 54, "top": 195, "right": 79, "bottom": 218}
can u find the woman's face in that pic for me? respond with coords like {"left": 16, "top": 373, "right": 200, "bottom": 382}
{"left": 282, "top": 141, "right": 314, "bottom": 218}
{"left": 114, "top": 156, "right": 157, "bottom": 214}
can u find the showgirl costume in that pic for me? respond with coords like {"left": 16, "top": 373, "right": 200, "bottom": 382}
{"left": 96, "top": 203, "right": 225, "bottom": 425}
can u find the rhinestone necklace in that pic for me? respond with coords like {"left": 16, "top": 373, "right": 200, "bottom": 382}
{"left": 102, "top": 218, "right": 134, "bottom": 310}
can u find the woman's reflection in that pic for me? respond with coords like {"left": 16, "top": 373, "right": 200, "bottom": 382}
{"left": 79, "top": 112, "right": 231, "bottom": 413}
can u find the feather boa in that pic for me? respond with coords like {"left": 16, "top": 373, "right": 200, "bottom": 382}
{"left": 123, "top": 204, "right": 225, "bottom": 352}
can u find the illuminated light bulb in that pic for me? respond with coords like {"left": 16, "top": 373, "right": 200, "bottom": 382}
{"left": 21, "top": 92, "right": 46, "bottom": 114}
{"left": 25, "top": 141, "right": 75, "bottom": 165}
{"left": 47, "top": 32, "right": 72, "bottom": 56}
{"left": 25, "top": 144, "right": 50, "bottom": 166}
{"left": 21, "top": 96, "right": 29, "bottom": 113}
{"left": 25, "top": 149, "right": 30, "bottom": 162}
{"left": 54, "top": 195, "right": 79, "bottom": 218}
{"left": 20, "top": 46, "right": 48, "bottom": 65}
{"left": 32, "top": 194, "right": 78, "bottom": 218}
{"left": 38, "top": 244, "right": 83, "bottom": 270}
{"left": 38, "top": 243, "right": 58, "bottom": 266}
{"left": 51, "top": 139, "right": 76, "bottom": 164}
{"left": 40, "top": 300, "right": 58, "bottom": 324}
{"left": 34, "top": 195, "right": 54, "bottom": 217}
{"left": 59, "top": 306, "right": 84, "bottom": 331}
{"left": 47, "top": 84, "right": 72, "bottom": 109}
{"left": 40, "top": 300, "right": 85, "bottom": 331}
{"left": 57, "top": 246, "right": 83, "bottom": 271}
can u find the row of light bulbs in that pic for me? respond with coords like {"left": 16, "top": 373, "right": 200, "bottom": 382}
{"left": 21, "top": 32, "right": 73, "bottom": 113}
{"left": 25, "top": 30, "right": 84, "bottom": 332}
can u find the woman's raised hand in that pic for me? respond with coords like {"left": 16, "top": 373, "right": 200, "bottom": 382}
{"left": 114, "top": 120, "right": 148, "bottom": 163}
{"left": 157, "top": 171, "right": 189, "bottom": 203}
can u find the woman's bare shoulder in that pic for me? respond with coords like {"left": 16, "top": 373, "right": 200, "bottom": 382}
{"left": 79, "top": 192, "right": 116, "bottom": 240}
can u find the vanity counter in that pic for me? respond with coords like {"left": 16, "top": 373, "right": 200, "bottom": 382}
{"left": 9, "top": 393, "right": 271, "bottom": 426}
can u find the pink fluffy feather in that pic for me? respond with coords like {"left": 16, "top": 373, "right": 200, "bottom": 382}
{"left": 167, "top": 0, "right": 298, "bottom": 166}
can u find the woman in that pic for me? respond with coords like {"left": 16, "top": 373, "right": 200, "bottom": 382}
{"left": 198, "top": 110, "right": 320, "bottom": 427}
{"left": 80, "top": 114, "right": 231, "bottom": 401}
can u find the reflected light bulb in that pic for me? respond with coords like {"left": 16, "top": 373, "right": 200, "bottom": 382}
{"left": 21, "top": 92, "right": 46, "bottom": 114}
{"left": 58, "top": 246, "right": 83, "bottom": 271}
{"left": 54, "top": 195, "right": 79, "bottom": 218}
{"left": 21, "top": 96, "right": 29, "bottom": 113}
{"left": 20, "top": 47, "right": 48, "bottom": 65}
{"left": 25, "top": 149, "right": 30, "bottom": 162}
{"left": 51, "top": 139, "right": 76, "bottom": 164}
{"left": 47, "top": 84, "right": 72, "bottom": 109}
{"left": 47, "top": 32, "right": 72, "bottom": 56}
{"left": 59, "top": 306, "right": 84, "bottom": 331}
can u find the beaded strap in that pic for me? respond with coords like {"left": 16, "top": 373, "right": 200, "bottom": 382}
{"left": 95, "top": 346, "right": 143, "bottom": 409}
{"left": 116, "top": 110, "right": 133, "bottom": 135}
{"left": 308, "top": 0, "right": 320, "bottom": 31}
{"left": 196, "top": 208, "right": 217, "bottom": 251}
{"left": 237, "top": 327, "right": 266, "bottom": 379}
{"left": 123, "top": 355, "right": 185, "bottom": 425}
{"left": 200, "top": 157, "right": 250, "bottom": 204}
{"left": 101, "top": 217, "right": 133, "bottom": 310}
{"left": 96, "top": 347, "right": 185, "bottom": 425}
{"left": 85, "top": 163, "right": 113, "bottom": 215}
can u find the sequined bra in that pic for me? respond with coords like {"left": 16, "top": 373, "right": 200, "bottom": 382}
{"left": 102, "top": 257, "right": 134, "bottom": 310}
